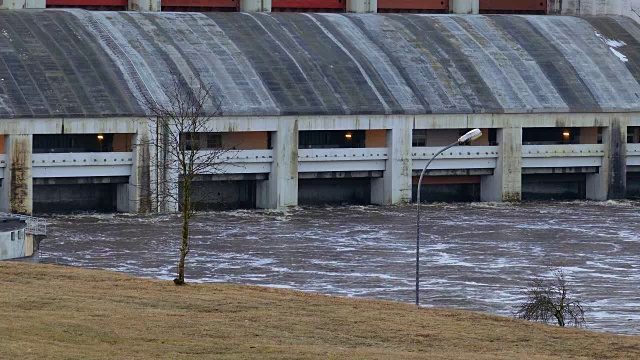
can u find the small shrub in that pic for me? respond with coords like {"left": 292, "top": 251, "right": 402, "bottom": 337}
{"left": 515, "top": 269, "right": 586, "bottom": 328}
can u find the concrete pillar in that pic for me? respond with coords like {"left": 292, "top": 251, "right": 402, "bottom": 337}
{"left": 240, "top": 0, "right": 272, "bottom": 11}
{"left": 117, "top": 133, "right": 152, "bottom": 213}
{"left": 347, "top": 0, "right": 377, "bottom": 13}
{"left": 160, "top": 157, "right": 180, "bottom": 213}
{"left": 0, "top": 135, "right": 33, "bottom": 215}
{"left": 451, "top": 0, "right": 479, "bottom": 14}
{"left": 129, "top": 0, "right": 160, "bottom": 11}
{"left": 0, "top": 0, "right": 44, "bottom": 9}
{"left": 587, "top": 122, "right": 627, "bottom": 200}
{"left": 147, "top": 119, "right": 179, "bottom": 213}
{"left": 371, "top": 119, "right": 412, "bottom": 205}
{"left": 256, "top": 119, "right": 298, "bottom": 209}
{"left": 481, "top": 127, "right": 522, "bottom": 202}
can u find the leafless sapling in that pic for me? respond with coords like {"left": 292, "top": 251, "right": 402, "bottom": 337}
{"left": 141, "top": 75, "right": 233, "bottom": 285}
{"left": 515, "top": 268, "right": 586, "bottom": 328}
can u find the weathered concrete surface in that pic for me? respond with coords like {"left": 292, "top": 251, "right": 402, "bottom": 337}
{"left": 240, "top": 0, "right": 272, "bottom": 12}
{"left": 0, "top": 223, "right": 28, "bottom": 260}
{"left": 452, "top": 0, "right": 479, "bottom": 14}
{"left": 0, "top": 135, "right": 32, "bottom": 215}
{"left": 0, "top": 0, "right": 44, "bottom": 10}
{"left": 256, "top": 120, "right": 298, "bottom": 209}
{"left": 481, "top": 128, "right": 522, "bottom": 202}
{"left": 0, "top": 11, "right": 640, "bottom": 117}
{"left": 371, "top": 119, "right": 411, "bottom": 204}
{"left": 549, "top": 0, "right": 640, "bottom": 21}
{"left": 347, "top": 0, "right": 377, "bottom": 13}
{"left": 126, "top": 132, "right": 152, "bottom": 213}
{"left": 128, "top": 0, "right": 159, "bottom": 11}
{"left": 609, "top": 119, "right": 628, "bottom": 198}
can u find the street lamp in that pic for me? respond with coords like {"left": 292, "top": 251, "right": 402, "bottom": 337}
{"left": 415, "top": 128, "right": 482, "bottom": 306}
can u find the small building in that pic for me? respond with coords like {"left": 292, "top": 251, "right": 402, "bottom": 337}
{"left": 0, "top": 219, "right": 31, "bottom": 261}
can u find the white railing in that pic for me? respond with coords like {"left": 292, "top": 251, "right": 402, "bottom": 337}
{"left": 628, "top": 144, "right": 640, "bottom": 167}
{"left": 31, "top": 152, "right": 134, "bottom": 178}
{"left": 0, "top": 212, "right": 47, "bottom": 235}
{"left": 522, "top": 144, "right": 605, "bottom": 168}
{"left": 298, "top": 148, "right": 387, "bottom": 173}
{"left": 412, "top": 146, "right": 499, "bottom": 170}
{"left": 197, "top": 150, "right": 274, "bottom": 174}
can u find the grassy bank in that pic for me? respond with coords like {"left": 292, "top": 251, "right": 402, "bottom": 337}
{"left": 0, "top": 262, "right": 638, "bottom": 359}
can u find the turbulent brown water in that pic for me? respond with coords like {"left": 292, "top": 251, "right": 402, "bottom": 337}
{"left": 37, "top": 201, "right": 640, "bottom": 335}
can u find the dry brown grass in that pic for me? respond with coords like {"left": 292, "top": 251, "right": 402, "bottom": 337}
{"left": 0, "top": 262, "right": 638, "bottom": 360}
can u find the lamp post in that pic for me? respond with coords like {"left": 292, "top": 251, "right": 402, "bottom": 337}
{"left": 415, "top": 129, "right": 482, "bottom": 306}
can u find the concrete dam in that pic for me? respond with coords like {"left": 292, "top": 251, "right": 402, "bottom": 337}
{"left": 0, "top": 11, "right": 638, "bottom": 213}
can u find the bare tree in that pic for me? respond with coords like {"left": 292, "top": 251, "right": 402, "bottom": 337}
{"left": 515, "top": 269, "right": 586, "bottom": 328}
{"left": 140, "top": 75, "right": 232, "bottom": 285}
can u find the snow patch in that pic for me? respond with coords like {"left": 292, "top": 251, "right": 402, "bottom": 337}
{"left": 595, "top": 32, "right": 628, "bottom": 63}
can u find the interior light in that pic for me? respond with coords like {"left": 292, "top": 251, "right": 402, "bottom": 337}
{"left": 562, "top": 131, "right": 570, "bottom": 138}
{"left": 345, "top": 132, "right": 352, "bottom": 139}
{"left": 97, "top": 134, "right": 104, "bottom": 140}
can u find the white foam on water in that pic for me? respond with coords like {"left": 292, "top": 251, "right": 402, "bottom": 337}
{"left": 39, "top": 203, "right": 640, "bottom": 335}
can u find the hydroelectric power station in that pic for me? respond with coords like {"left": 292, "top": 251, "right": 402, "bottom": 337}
{"left": 0, "top": 1, "right": 638, "bottom": 217}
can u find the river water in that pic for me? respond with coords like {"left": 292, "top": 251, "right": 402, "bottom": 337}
{"left": 38, "top": 201, "right": 640, "bottom": 335}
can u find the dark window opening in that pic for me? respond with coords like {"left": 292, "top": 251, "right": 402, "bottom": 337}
{"left": 488, "top": 128, "right": 498, "bottom": 145}
{"left": 181, "top": 133, "right": 223, "bottom": 151}
{"left": 299, "top": 130, "right": 365, "bottom": 149}
{"left": 207, "top": 133, "right": 222, "bottom": 149}
{"left": 629, "top": 127, "right": 640, "bottom": 143}
{"left": 412, "top": 129, "right": 495, "bottom": 147}
{"left": 412, "top": 130, "right": 427, "bottom": 147}
{"left": 33, "top": 134, "right": 113, "bottom": 153}
{"left": 523, "top": 127, "right": 594, "bottom": 145}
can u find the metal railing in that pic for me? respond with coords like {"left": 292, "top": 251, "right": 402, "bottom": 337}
{"left": 298, "top": 148, "right": 388, "bottom": 173}
{"left": 412, "top": 146, "right": 499, "bottom": 170}
{"left": 0, "top": 213, "right": 47, "bottom": 236}
{"left": 522, "top": 144, "right": 605, "bottom": 168}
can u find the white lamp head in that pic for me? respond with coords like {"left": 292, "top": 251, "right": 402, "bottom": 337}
{"left": 458, "top": 128, "right": 482, "bottom": 144}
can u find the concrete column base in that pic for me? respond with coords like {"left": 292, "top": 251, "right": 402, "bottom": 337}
{"left": 129, "top": 0, "right": 160, "bottom": 11}
{"left": 481, "top": 128, "right": 522, "bottom": 202}
{"left": 116, "top": 183, "right": 130, "bottom": 212}
{"left": 451, "top": 0, "right": 479, "bottom": 14}
{"left": 347, "top": 0, "right": 377, "bottom": 13}
{"left": 587, "top": 122, "right": 627, "bottom": 200}
{"left": 0, "top": 0, "right": 44, "bottom": 9}
{"left": 240, "top": 0, "right": 272, "bottom": 12}
{"left": 118, "top": 130, "right": 152, "bottom": 213}
{"left": 371, "top": 119, "right": 412, "bottom": 205}
{"left": 256, "top": 120, "right": 298, "bottom": 209}
{"left": 0, "top": 135, "right": 33, "bottom": 215}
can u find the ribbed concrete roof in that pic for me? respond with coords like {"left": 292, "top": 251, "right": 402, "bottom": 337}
{"left": 0, "top": 10, "right": 640, "bottom": 118}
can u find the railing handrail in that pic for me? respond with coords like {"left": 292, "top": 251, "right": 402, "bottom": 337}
{"left": 628, "top": 143, "right": 640, "bottom": 152}
{"left": 412, "top": 145, "right": 499, "bottom": 160}
{"left": 0, "top": 212, "right": 47, "bottom": 236}
{"left": 31, "top": 152, "right": 134, "bottom": 167}
{"left": 299, "top": 148, "right": 388, "bottom": 161}
{"left": 522, "top": 144, "right": 605, "bottom": 158}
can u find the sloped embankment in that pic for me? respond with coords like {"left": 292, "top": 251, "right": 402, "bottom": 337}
{"left": 0, "top": 262, "right": 638, "bottom": 359}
